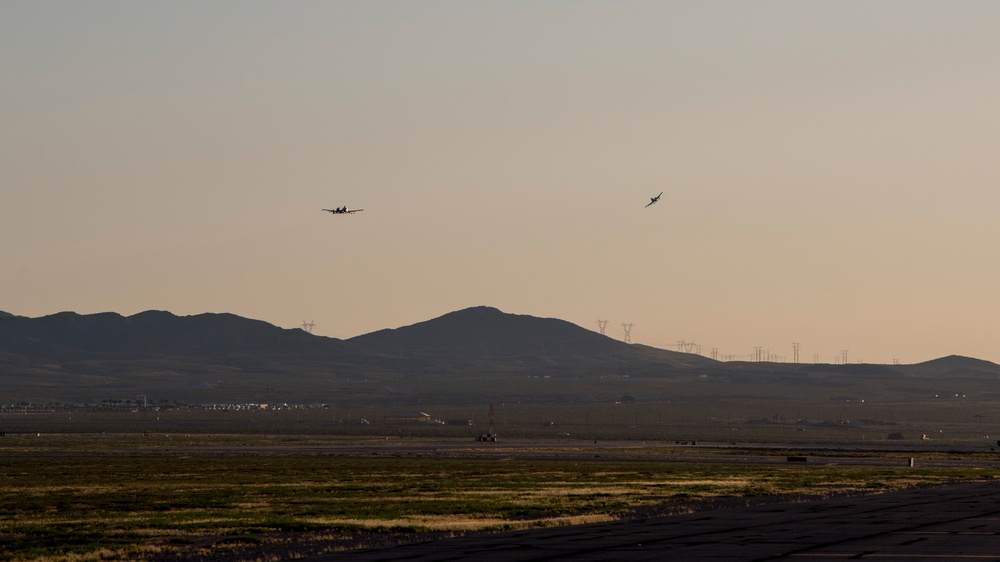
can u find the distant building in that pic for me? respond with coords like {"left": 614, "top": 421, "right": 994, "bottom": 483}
{"left": 384, "top": 412, "right": 432, "bottom": 423}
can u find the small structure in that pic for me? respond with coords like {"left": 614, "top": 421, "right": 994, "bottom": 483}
{"left": 384, "top": 412, "right": 431, "bottom": 423}
{"left": 475, "top": 403, "right": 498, "bottom": 442}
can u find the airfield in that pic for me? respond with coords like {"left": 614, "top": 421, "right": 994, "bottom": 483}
{"left": 318, "top": 480, "right": 1000, "bottom": 561}
{"left": 5, "top": 308, "right": 1000, "bottom": 560}
{"left": 4, "top": 408, "right": 1000, "bottom": 561}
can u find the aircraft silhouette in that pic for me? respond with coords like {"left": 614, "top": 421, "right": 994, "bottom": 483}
{"left": 645, "top": 192, "right": 663, "bottom": 208}
{"left": 322, "top": 207, "right": 364, "bottom": 215}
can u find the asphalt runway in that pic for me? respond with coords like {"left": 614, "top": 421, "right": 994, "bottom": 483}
{"left": 313, "top": 480, "right": 1000, "bottom": 561}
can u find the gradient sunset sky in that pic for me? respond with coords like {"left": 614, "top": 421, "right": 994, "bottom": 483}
{"left": 4, "top": 2, "right": 999, "bottom": 364}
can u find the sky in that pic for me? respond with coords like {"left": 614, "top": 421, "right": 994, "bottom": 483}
{"left": 3, "top": 1, "right": 999, "bottom": 365}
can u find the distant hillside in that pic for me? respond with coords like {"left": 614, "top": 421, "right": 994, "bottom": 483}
{"left": 897, "top": 355, "right": 1000, "bottom": 379}
{"left": 351, "top": 306, "right": 582, "bottom": 351}
{"left": 0, "top": 311, "right": 384, "bottom": 404}
{"left": 0, "top": 310, "right": 357, "bottom": 360}
{"left": 1, "top": 306, "right": 997, "bottom": 405}
{"left": 348, "top": 306, "right": 712, "bottom": 371}
{"left": 796, "top": 363, "right": 904, "bottom": 378}
{"left": 0, "top": 307, "right": 705, "bottom": 403}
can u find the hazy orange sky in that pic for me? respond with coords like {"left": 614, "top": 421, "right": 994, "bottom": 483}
{"left": 3, "top": 2, "right": 999, "bottom": 364}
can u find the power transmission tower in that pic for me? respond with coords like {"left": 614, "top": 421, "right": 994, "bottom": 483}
{"left": 841, "top": 349, "right": 849, "bottom": 364}
{"left": 621, "top": 323, "right": 633, "bottom": 343}
{"left": 677, "top": 340, "right": 701, "bottom": 354}
{"left": 596, "top": 319, "right": 609, "bottom": 335}
{"left": 301, "top": 320, "right": 316, "bottom": 333}
{"left": 792, "top": 342, "right": 800, "bottom": 364}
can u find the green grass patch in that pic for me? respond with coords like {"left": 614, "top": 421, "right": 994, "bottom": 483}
{"left": 0, "top": 436, "right": 996, "bottom": 560}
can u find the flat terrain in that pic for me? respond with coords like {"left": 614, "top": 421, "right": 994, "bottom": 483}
{"left": 2, "top": 430, "right": 1000, "bottom": 561}
{"left": 318, "top": 480, "right": 1000, "bottom": 561}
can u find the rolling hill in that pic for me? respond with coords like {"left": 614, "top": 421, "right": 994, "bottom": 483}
{"left": 895, "top": 355, "right": 1000, "bottom": 379}
{"left": 0, "top": 307, "right": 701, "bottom": 403}
{"left": 1, "top": 306, "right": 997, "bottom": 405}
{"left": 348, "top": 306, "right": 714, "bottom": 371}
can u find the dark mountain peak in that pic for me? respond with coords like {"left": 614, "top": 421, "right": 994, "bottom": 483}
{"left": 124, "top": 310, "right": 350, "bottom": 352}
{"left": 129, "top": 310, "right": 177, "bottom": 321}
{"left": 446, "top": 305, "right": 504, "bottom": 317}
{"left": 125, "top": 310, "right": 280, "bottom": 333}
{"left": 920, "top": 354, "right": 999, "bottom": 369}
{"left": 0, "top": 309, "right": 350, "bottom": 359}
{"left": 43, "top": 310, "right": 122, "bottom": 321}
{"left": 33, "top": 310, "right": 129, "bottom": 331}
{"left": 347, "top": 306, "right": 712, "bottom": 372}
{"left": 0, "top": 310, "right": 13, "bottom": 317}
{"left": 349, "top": 306, "right": 591, "bottom": 350}
{"left": 898, "top": 354, "right": 1000, "bottom": 378}
{"left": 436, "top": 306, "right": 581, "bottom": 333}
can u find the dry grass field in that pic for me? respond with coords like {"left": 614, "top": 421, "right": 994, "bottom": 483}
{"left": 4, "top": 387, "right": 1000, "bottom": 561}
{"left": 2, "top": 425, "right": 999, "bottom": 561}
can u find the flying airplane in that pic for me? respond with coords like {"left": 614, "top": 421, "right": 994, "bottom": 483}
{"left": 322, "top": 207, "right": 364, "bottom": 215}
{"left": 645, "top": 192, "right": 663, "bottom": 208}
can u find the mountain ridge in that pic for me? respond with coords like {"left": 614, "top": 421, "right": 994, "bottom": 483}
{"left": 0, "top": 309, "right": 356, "bottom": 359}
{"left": 347, "top": 306, "right": 710, "bottom": 369}
{"left": 1, "top": 306, "right": 997, "bottom": 404}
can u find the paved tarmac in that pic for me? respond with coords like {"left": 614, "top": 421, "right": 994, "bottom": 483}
{"left": 315, "top": 481, "right": 1000, "bottom": 561}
